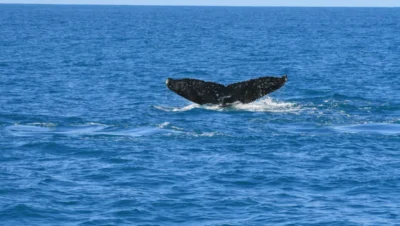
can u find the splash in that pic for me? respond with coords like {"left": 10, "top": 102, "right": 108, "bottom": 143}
{"left": 155, "top": 97, "right": 300, "bottom": 113}
{"left": 230, "top": 97, "right": 300, "bottom": 112}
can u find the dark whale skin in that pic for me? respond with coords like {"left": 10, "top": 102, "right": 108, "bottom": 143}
{"left": 166, "top": 75, "right": 287, "bottom": 105}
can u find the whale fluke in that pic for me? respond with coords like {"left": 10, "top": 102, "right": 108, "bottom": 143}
{"left": 166, "top": 75, "right": 287, "bottom": 105}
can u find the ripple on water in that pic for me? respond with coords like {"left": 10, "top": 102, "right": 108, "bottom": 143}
{"left": 334, "top": 123, "right": 400, "bottom": 135}
{"left": 5, "top": 122, "right": 230, "bottom": 140}
{"left": 5, "top": 123, "right": 182, "bottom": 138}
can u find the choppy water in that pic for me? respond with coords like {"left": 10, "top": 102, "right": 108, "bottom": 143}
{"left": 1, "top": 5, "right": 399, "bottom": 225}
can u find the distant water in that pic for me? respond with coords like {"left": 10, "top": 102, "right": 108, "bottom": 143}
{"left": 1, "top": 5, "right": 399, "bottom": 225}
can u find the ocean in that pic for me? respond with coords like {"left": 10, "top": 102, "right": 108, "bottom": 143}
{"left": 0, "top": 4, "right": 399, "bottom": 225}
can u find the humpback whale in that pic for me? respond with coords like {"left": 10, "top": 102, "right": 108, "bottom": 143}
{"left": 166, "top": 75, "right": 287, "bottom": 105}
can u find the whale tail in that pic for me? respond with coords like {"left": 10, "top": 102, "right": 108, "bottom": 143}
{"left": 166, "top": 75, "right": 287, "bottom": 105}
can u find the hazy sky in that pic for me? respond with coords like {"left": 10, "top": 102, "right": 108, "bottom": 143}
{"left": 0, "top": 0, "right": 399, "bottom": 7}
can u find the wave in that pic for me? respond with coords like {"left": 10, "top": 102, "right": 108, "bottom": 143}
{"left": 5, "top": 122, "right": 225, "bottom": 138}
{"left": 333, "top": 123, "right": 400, "bottom": 135}
{"left": 155, "top": 97, "right": 301, "bottom": 113}
{"left": 6, "top": 124, "right": 175, "bottom": 138}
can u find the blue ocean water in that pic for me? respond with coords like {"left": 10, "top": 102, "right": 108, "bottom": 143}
{"left": 0, "top": 4, "right": 399, "bottom": 225}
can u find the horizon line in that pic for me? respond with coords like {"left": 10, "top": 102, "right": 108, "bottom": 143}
{"left": 0, "top": 3, "right": 399, "bottom": 8}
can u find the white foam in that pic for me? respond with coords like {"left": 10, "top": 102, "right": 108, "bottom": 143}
{"left": 230, "top": 97, "right": 300, "bottom": 112}
{"left": 188, "top": 131, "right": 225, "bottom": 137}
{"left": 155, "top": 97, "right": 301, "bottom": 113}
{"left": 28, "top": 122, "right": 57, "bottom": 127}
{"left": 71, "top": 122, "right": 110, "bottom": 127}
{"left": 154, "top": 104, "right": 200, "bottom": 112}
{"left": 158, "top": 122, "right": 170, "bottom": 128}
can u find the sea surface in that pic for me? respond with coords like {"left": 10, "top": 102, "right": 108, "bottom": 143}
{"left": 0, "top": 4, "right": 399, "bottom": 226}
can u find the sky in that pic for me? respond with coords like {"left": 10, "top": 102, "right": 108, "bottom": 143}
{"left": 0, "top": 0, "right": 399, "bottom": 7}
